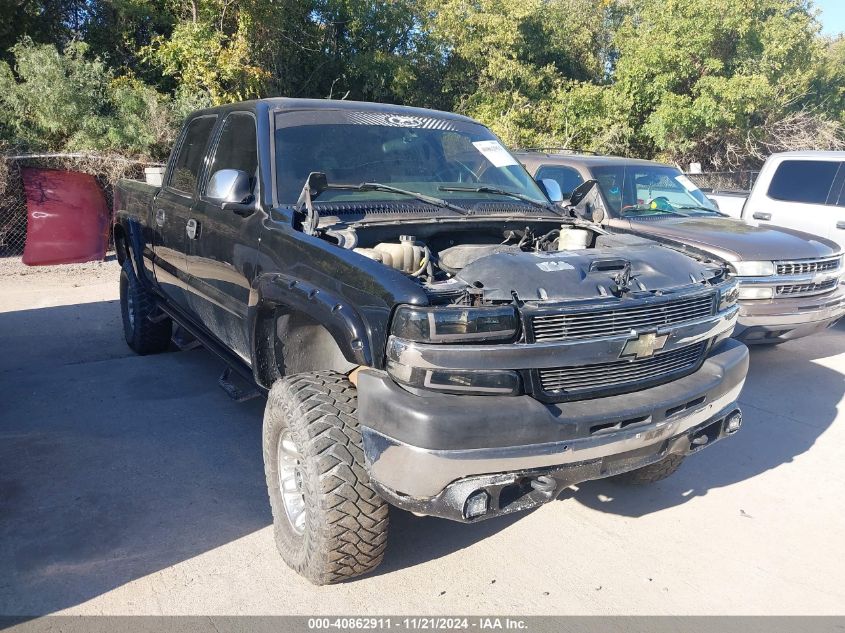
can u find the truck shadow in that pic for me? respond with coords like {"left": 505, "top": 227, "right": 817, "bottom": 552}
{"left": 2, "top": 299, "right": 843, "bottom": 612}
{"left": 567, "top": 320, "right": 845, "bottom": 517}
{"left": 0, "top": 300, "right": 272, "bottom": 615}
{"left": 375, "top": 508, "right": 524, "bottom": 577}
{"left": 0, "top": 299, "right": 519, "bottom": 612}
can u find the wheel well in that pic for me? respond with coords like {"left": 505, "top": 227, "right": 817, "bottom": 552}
{"left": 113, "top": 225, "right": 129, "bottom": 264}
{"left": 253, "top": 304, "right": 357, "bottom": 389}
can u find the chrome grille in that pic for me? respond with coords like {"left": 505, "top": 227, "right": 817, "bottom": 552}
{"left": 531, "top": 293, "right": 715, "bottom": 342}
{"left": 776, "top": 278, "right": 838, "bottom": 296}
{"left": 776, "top": 257, "right": 841, "bottom": 276}
{"left": 538, "top": 343, "right": 706, "bottom": 397}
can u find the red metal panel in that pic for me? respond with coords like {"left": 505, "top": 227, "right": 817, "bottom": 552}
{"left": 21, "top": 168, "right": 110, "bottom": 266}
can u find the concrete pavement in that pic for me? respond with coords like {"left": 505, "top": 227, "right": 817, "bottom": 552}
{"left": 1, "top": 260, "right": 844, "bottom": 615}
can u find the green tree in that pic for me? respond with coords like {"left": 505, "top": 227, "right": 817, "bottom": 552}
{"left": 0, "top": 39, "right": 175, "bottom": 158}
{"left": 611, "top": 0, "right": 843, "bottom": 167}
{"left": 423, "top": 0, "right": 617, "bottom": 145}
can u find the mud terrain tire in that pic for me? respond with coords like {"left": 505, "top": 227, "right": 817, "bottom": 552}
{"left": 120, "top": 260, "right": 172, "bottom": 354}
{"left": 263, "top": 371, "right": 389, "bottom": 584}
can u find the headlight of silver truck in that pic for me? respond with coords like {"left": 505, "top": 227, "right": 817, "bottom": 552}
{"left": 729, "top": 261, "right": 775, "bottom": 277}
{"left": 737, "top": 286, "right": 774, "bottom": 300}
{"left": 390, "top": 304, "right": 519, "bottom": 343}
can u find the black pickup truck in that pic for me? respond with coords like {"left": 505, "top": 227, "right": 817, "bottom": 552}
{"left": 113, "top": 98, "right": 748, "bottom": 584}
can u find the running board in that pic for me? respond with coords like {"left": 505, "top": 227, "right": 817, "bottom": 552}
{"left": 154, "top": 299, "right": 265, "bottom": 401}
{"left": 219, "top": 366, "right": 261, "bottom": 402}
{"left": 171, "top": 324, "right": 201, "bottom": 351}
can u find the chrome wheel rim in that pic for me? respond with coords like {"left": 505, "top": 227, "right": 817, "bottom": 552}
{"left": 277, "top": 431, "right": 306, "bottom": 535}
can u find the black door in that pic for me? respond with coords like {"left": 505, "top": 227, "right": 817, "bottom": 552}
{"left": 185, "top": 112, "right": 260, "bottom": 361}
{"left": 152, "top": 114, "right": 217, "bottom": 310}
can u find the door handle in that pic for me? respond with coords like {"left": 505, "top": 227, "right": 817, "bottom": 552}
{"left": 155, "top": 209, "right": 166, "bottom": 227}
{"left": 186, "top": 218, "right": 200, "bottom": 240}
{"left": 752, "top": 212, "right": 771, "bottom": 221}
{"left": 837, "top": 221, "right": 845, "bottom": 230}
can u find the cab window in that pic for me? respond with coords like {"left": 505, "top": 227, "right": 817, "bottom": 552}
{"left": 168, "top": 115, "right": 217, "bottom": 195}
{"left": 767, "top": 160, "right": 841, "bottom": 205}
{"left": 535, "top": 165, "right": 584, "bottom": 198}
{"left": 205, "top": 112, "right": 258, "bottom": 196}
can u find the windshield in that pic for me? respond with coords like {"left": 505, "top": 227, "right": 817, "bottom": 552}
{"left": 591, "top": 164, "right": 719, "bottom": 216}
{"left": 274, "top": 109, "right": 547, "bottom": 207}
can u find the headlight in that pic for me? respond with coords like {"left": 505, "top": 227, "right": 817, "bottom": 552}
{"left": 719, "top": 281, "right": 739, "bottom": 310}
{"left": 387, "top": 361, "right": 521, "bottom": 396}
{"left": 729, "top": 261, "right": 775, "bottom": 277}
{"left": 391, "top": 304, "right": 519, "bottom": 343}
{"left": 738, "top": 286, "right": 774, "bottom": 300}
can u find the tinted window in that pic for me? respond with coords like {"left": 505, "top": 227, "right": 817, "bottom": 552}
{"left": 206, "top": 113, "right": 258, "bottom": 194}
{"left": 767, "top": 160, "right": 841, "bottom": 205}
{"left": 168, "top": 115, "right": 217, "bottom": 194}
{"left": 274, "top": 110, "right": 546, "bottom": 206}
{"left": 535, "top": 165, "right": 584, "bottom": 198}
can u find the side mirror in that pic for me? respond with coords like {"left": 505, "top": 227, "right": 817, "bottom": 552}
{"left": 207, "top": 169, "right": 253, "bottom": 204}
{"left": 567, "top": 179, "right": 606, "bottom": 224}
{"left": 708, "top": 196, "right": 721, "bottom": 211}
{"left": 568, "top": 179, "right": 596, "bottom": 206}
{"left": 536, "top": 178, "right": 563, "bottom": 203}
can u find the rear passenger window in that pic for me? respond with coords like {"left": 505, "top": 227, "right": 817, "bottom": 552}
{"left": 535, "top": 165, "right": 584, "bottom": 198}
{"left": 168, "top": 115, "right": 217, "bottom": 195}
{"left": 206, "top": 112, "right": 258, "bottom": 193}
{"left": 767, "top": 160, "right": 841, "bottom": 205}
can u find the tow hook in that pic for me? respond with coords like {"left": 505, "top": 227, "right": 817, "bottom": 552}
{"left": 689, "top": 408, "right": 743, "bottom": 452}
{"left": 724, "top": 410, "right": 743, "bottom": 434}
{"left": 530, "top": 475, "right": 557, "bottom": 498}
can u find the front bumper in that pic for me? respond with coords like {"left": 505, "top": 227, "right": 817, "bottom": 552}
{"left": 733, "top": 284, "right": 845, "bottom": 343}
{"left": 358, "top": 338, "right": 749, "bottom": 522}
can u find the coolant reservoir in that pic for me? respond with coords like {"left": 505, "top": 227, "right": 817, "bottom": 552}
{"left": 557, "top": 227, "right": 591, "bottom": 250}
{"left": 355, "top": 235, "right": 425, "bottom": 273}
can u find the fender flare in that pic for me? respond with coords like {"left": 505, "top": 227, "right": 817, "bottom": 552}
{"left": 249, "top": 273, "right": 374, "bottom": 388}
{"left": 117, "top": 217, "right": 153, "bottom": 288}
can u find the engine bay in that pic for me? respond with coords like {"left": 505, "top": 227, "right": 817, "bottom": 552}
{"left": 320, "top": 220, "right": 726, "bottom": 305}
{"left": 328, "top": 221, "right": 599, "bottom": 277}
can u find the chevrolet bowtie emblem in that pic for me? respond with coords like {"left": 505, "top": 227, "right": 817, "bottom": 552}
{"left": 621, "top": 332, "right": 669, "bottom": 359}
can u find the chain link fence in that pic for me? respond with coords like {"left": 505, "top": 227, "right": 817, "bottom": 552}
{"left": 0, "top": 153, "right": 156, "bottom": 259}
{"left": 684, "top": 170, "right": 760, "bottom": 194}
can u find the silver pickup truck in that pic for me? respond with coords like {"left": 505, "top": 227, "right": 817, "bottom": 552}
{"left": 518, "top": 151, "right": 845, "bottom": 345}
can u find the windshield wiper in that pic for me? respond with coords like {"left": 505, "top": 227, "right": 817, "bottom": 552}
{"left": 333, "top": 182, "right": 469, "bottom": 215}
{"left": 621, "top": 205, "right": 686, "bottom": 216}
{"left": 673, "top": 204, "right": 721, "bottom": 214}
{"left": 296, "top": 172, "right": 468, "bottom": 235}
{"left": 438, "top": 185, "right": 559, "bottom": 214}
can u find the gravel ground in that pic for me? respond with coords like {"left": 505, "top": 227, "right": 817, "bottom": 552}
{"left": 1, "top": 259, "right": 844, "bottom": 616}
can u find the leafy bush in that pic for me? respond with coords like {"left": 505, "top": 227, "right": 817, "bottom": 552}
{"left": 0, "top": 39, "right": 176, "bottom": 159}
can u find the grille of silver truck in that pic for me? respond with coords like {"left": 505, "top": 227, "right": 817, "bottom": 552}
{"left": 776, "top": 277, "right": 839, "bottom": 297}
{"left": 775, "top": 257, "right": 841, "bottom": 276}
{"left": 538, "top": 342, "right": 707, "bottom": 397}
{"left": 530, "top": 292, "right": 716, "bottom": 342}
